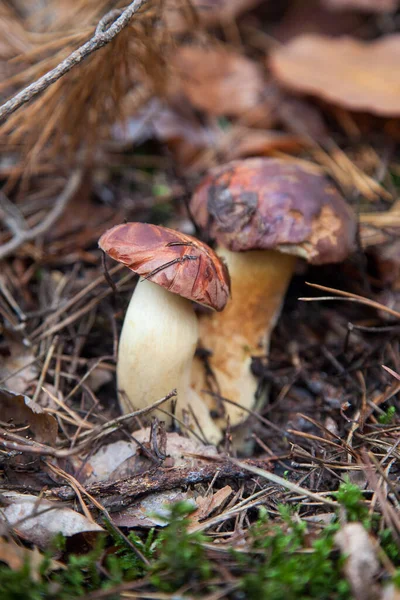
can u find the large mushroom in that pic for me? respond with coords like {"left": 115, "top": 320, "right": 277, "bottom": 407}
{"left": 99, "top": 222, "right": 230, "bottom": 444}
{"left": 190, "top": 157, "right": 357, "bottom": 426}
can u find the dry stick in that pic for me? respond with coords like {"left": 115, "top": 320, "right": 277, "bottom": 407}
{"left": 74, "top": 389, "right": 177, "bottom": 443}
{"left": 0, "top": 170, "right": 82, "bottom": 260}
{"left": 382, "top": 365, "right": 400, "bottom": 382}
{"left": 0, "top": 0, "right": 149, "bottom": 121}
{"left": 300, "top": 282, "right": 400, "bottom": 320}
{"left": 0, "top": 391, "right": 177, "bottom": 458}
{"left": 30, "top": 263, "right": 124, "bottom": 339}
{"left": 228, "top": 458, "right": 338, "bottom": 507}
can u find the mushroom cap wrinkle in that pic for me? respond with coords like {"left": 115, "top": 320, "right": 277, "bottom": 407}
{"left": 99, "top": 222, "right": 230, "bottom": 311}
{"left": 190, "top": 157, "right": 357, "bottom": 264}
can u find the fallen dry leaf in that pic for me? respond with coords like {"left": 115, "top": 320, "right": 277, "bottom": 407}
{"left": 112, "top": 485, "right": 232, "bottom": 528}
{"left": 0, "top": 388, "right": 57, "bottom": 445}
{"left": 0, "top": 537, "right": 63, "bottom": 579}
{"left": 322, "top": 0, "right": 399, "bottom": 11}
{"left": 335, "top": 522, "right": 380, "bottom": 600}
{"left": 0, "top": 492, "right": 103, "bottom": 548}
{"left": 112, "top": 489, "right": 197, "bottom": 528}
{"left": 76, "top": 429, "right": 218, "bottom": 485}
{"left": 270, "top": 34, "right": 400, "bottom": 116}
{"left": 164, "top": 0, "right": 262, "bottom": 33}
{"left": 273, "top": 0, "right": 364, "bottom": 42}
{"left": 170, "top": 44, "right": 267, "bottom": 121}
{"left": 191, "top": 485, "right": 232, "bottom": 521}
{"left": 225, "top": 127, "right": 304, "bottom": 160}
{"left": 0, "top": 339, "right": 37, "bottom": 395}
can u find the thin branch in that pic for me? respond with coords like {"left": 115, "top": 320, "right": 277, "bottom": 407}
{"left": 0, "top": 170, "right": 83, "bottom": 260}
{"left": 0, "top": 0, "right": 148, "bottom": 122}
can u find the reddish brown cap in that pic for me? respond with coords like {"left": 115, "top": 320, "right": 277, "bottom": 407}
{"left": 190, "top": 158, "right": 357, "bottom": 264}
{"left": 99, "top": 223, "right": 230, "bottom": 311}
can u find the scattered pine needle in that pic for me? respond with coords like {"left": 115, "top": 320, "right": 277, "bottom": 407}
{"left": 299, "top": 282, "right": 400, "bottom": 320}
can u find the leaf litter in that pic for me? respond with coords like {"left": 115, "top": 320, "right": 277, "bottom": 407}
{"left": 0, "top": 1, "right": 400, "bottom": 598}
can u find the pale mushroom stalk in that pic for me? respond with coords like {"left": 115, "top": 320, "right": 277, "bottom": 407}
{"left": 192, "top": 248, "right": 296, "bottom": 425}
{"left": 99, "top": 222, "right": 230, "bottom": 447}
{"left": 118, "top": 278, "right": 222, "bottom": 444}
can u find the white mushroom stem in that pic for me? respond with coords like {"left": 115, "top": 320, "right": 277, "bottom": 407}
{"left": 191, "top": 247, "right": 297, "bottom": 427}
{"left": 117, "top": 278, "right": 222, "bottom": 445}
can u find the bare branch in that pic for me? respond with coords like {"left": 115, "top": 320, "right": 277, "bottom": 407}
{"left": 0, "top": 0, "right": 148, "bottom": 122}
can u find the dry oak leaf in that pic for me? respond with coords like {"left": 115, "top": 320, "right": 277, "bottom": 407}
{"left": 170, "top": 44, "right": 266, "bottom": 119}
{"left": 270, "top": 34, "right": 400, "bottom": 116}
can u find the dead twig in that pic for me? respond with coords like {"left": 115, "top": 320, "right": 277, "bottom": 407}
{"left": 0, "top": 1, "right": 149, "bottom": 121}
{"left": 300, "top": 282, "right": 400, "bottom": 320}
{"left": 0, "top": 170, "right": 82, "bottom": 260}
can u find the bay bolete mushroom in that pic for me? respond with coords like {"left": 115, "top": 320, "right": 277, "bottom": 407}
{"left": 99, "top": 222, "right": 230, "bottom": 445}
{"left": 190, "top": 157, "right": 357, "bottom": 426}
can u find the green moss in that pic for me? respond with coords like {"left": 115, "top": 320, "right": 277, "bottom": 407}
{"left": 378, "top": 406, "right": 396, "bottom": 424}
{"left": 239, "top": 506, "right": 350, "bottom": 600}
{"left": 2, "top": 487, "right": 400, "bottom": 599}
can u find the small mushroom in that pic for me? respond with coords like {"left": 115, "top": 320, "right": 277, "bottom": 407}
{"left": 99, "top": 222, "right": 230, "bottom": 444}
{"left": 190, "top": 157, "right": 357, "bottom": 426}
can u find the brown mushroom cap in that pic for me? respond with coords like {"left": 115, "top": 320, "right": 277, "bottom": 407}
{"left": 99, "top": 222, "right": 230, "bottom": 311}
{"left": 190, "top": 158, "right": 357, "bottom": 264}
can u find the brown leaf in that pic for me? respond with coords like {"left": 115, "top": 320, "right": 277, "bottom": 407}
{"left": 273, "top": 0, "right": 364, "bottom": 42}
{"left": 170, "top": 44, "right": 266, "bottom": 120}
{"left": 0, "top": 492, "right": 103, "bottom": 548}
{"left": 270, "top": 34, "right": 400, "bottom": 116}
{"left": 0, "top": 538, "right": 63, "bottom": 578}
{"left": 191, "top": 485, "right": 232, "bottom": 521}
{"left": 0, "top": 388, "right": 57, "bottom": 445}
{"left": 76, "top": 429, "right": 218, "bottom": 485}
{"left": 112, "top": 490, "right": 197, "bottom": 528}
{"left": 0, "top": 340, "right": 37, "bottom": 395}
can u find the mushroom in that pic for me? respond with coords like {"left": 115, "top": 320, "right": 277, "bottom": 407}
{"left": 190, "top": 157, "right": 357, "bottom": 426}
{"left": 99, "top": 222, "right": 230, "bottom": 445}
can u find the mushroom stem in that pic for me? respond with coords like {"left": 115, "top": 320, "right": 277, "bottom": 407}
{"left": 191, "top": 248, "right": 297, "bottom": 426}
{"left": 117, "top": 278, "right": 222, "bottom": 444}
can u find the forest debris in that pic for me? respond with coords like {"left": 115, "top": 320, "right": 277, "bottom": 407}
{"left": 170, "top": 44, "right": 267, "bottom": 121}
{"left": 0, "top": 388, "right": 57, "bottom": 445}
{"left": 270, "top": 34, "right": 400, "bottom": 116}
{"left": 273, "top": 0, "right": 364, "bottom": 42}
{"left": 55, "top": 458, "right": 271, "bottom": 511}
{"left": 335, "top": 523, "right": 380, "bottom": 600}
{"left": 0, "top": 537, "right": 63, "bottom": 578}
{"left": 191, "top": 485, "right": 232, "bottom": 521}
{"left": 381, "top": 584, "right": 400, "bottom": 600}
{"left": 113, "top": 484, "right": 232, "bottom": 528}
{"left": 0, "top": 492, "right": 103, "bottom": 549}
{"left": 0, "top": 339, "right": 37, "bottom": 395}
{"left": 164, "top": 0, "right": 263, "bottom": 32}
{"left": 322, "top": 0, "right": 399, "bottom": 11}
{"left": 112, "top": 489, "right": 197, "bottom": 527}
{"left": 76, "top": 430, "right": 218, "bottom": 485}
